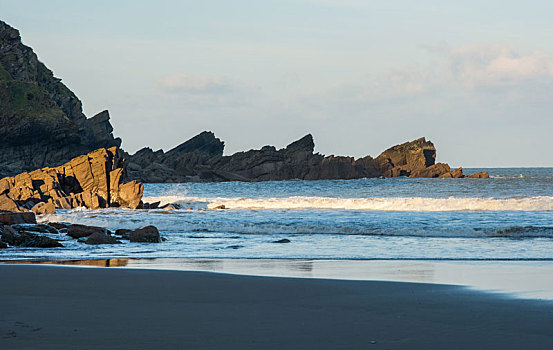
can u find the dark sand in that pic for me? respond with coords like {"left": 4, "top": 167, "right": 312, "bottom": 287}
{"left": 1, "top": 265, "right": 552, "bottom": 349}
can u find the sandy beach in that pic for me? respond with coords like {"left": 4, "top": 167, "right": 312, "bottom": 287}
{"left": 1, "top": 264, "right": 553, "bottom": 349}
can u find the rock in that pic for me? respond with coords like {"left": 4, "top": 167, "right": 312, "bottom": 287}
{"left": 143, "top": 201, "right": 160, "bottom": 210}
{"left": 0, "top": 211, "right": 37, "bottom": 225}
{"left": 0, "top": 21, "right": 121, "bottom": 178}
{"left": 0, "top": 241, "right": 7, "bottom": 248}
{"left": 85, "top": 231, "right": 121, "bottom": 245}
{"left": 160, "top": 203, "right": 180, "bottom": 210}
{"left": 1, "top": 226, "right": 63, "bottom": 248}
{"left": 467, "top": 171, "right": 489, "bottom": 178}
{"left": 0, "top": 147, "right": 143, "bottom": 212}
{"left": 375, "top": 137, "right": 438, "bottom": 177}
{"left": 31, "top": 201, "right": 56, "bottom": 215}
{"left": 439, "top": 167, "right": 464, "bottom": 178}
{"left": 126, "top": 132, "right": 463, "bottom": 182}
{"left": 213, "top": 205, "right": 226, "bottom": 210}
{"left": 273, "top": 239, "right": 291, "bottom": 243}
{"left": 11, "top": 223, "right": 58, "bottom": 234}
{"left": 67, "top": 224, "right": 109, "bottom": 239}
{"left": 127, "top": 225, "right": 161, "bottom": 243}
{"left": 410, "top": 163, "right": 451, "bottom": 178}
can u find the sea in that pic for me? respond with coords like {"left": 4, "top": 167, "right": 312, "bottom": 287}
{"left": 2, "top": 167, "right": 553, "bottom": 262}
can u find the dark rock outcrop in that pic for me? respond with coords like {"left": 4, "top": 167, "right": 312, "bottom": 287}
{"left": 126, "top": 133, "right": 480, "bottom": 182}
{"left": 0, "top": 147, "right": 144, "bottom": 212}
{"left": 1, "top": 225, "right": 62, "bottom": 247}
{"left": 127, "top": 225, "right": 161, "bottom": 243}
{"left": 0, "top": 210, "right": 36, "bottom": 224}
{"left": 67, "top": 224, "right": 109, "bottom": 239}
{"left": 85, "top": 231, "right": 121, "bottom": 245}
{"left": 0, "top": 20, "right": 120, "bottom": 178}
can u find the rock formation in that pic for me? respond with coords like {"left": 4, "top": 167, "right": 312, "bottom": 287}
{"left": 0, "top": 147, "right": 144, "bottom": 213}
{"left": 126, "top": 133, "right": 484, "bottom": 182}
{"left": 0, "top": 20, "right": 120, "bottom": 178}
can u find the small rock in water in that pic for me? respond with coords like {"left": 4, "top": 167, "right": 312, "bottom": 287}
{"left": 127, "top": 225, "right": 161, "bottom": 243}
{"left": 67, "top": 224, "right": 109, "bottom": 239}
{"left": 1, "top": 227, "right": 63, "bottom": 248}
{"left": 213, "top": 205, "right": 226, "bottom": 210}
{"left": 0, "top": 241, "right": 8, "bottom": 248}
{"left": 85, "top": 232, "right": 121, "bottom": 245}
{"left": 160, "top": 203, "right": 181, "bottom": 210}
{"left": 273, "top": 239, "right": 291, "bottom": 244}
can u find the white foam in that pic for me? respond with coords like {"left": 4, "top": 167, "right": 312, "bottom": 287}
{"left": 142, "top": 195, "right": 553, "bottom": 212}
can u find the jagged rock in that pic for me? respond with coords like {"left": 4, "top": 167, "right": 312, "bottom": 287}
{"left": 67, "top": 224, "right": 109, "bottom": 239}
{"left": 126, "top": 132, "right": 461, "bottom": 182}
{"left": 31, "top": 201, "right": 56, "bottom": 215}
{"left": 0, "top": 194, "right": 22, "bottom": 212}
{"left": 0, "top": 147, "right": 144, "bottom": 212}
{"left": 0, "top": 21, "right": 120, "bottom": 178}
{"left": 376, "top": 137, "right": 438, "bottom": 177}
{"left": 85, "top": 231, "right": 121, "bottom": 245}
{"left": 0, "top": 210, "right": 36, "bottom": 224}
{"left": 410, "top": 163, "right": 451, "bottom": 178}
{"left": 438, "top": 167, "right": 464, "bottom": 178}
{"left": 467, "top": 172, "right": 489, "bottom": 178}
{"left": 127, "top": 225, "right": 161, "bottom": 243}
{"left": 1, "top": 226, "right": 63, "bottom": 248}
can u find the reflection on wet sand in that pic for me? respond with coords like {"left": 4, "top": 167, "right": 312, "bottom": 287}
{"left": 3, "top": 258, "right": 553, "bottom": 300}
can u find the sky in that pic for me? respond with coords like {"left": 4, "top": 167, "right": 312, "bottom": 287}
{"left": 1, "top": 0, "right": 553, "bottom": 167}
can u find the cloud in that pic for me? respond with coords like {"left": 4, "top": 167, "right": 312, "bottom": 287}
{"left": 447, "top": 45, "right": 553, "bottom": 88}
{"left": 156, "top": 73, "right": 233, "bottom": 95}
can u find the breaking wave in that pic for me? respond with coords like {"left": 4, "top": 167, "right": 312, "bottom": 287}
{"left": 142, "top": 195, "right": 553, "bottom": 212}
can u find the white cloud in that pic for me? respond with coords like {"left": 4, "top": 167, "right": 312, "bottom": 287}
{"left": 156, "top": 73, "right": 233, "bottom": 95}
{"left": 447, "top": 45, "right": 553, "bottom": 88}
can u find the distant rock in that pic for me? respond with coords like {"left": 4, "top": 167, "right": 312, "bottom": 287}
{"left": 0, "top": 147, "right": 144, "bottom": 212}
{"left": 375, "top": 137, "right": 453, "bottom": 178}
{"left": 127, "top": 133, "right": 468, "bottom": 182}
{"left": 127, "top": 225, "right": 161, "bottom": 243}
{"left": 273, "top": 238, "right": 291, "bottom": 243}
{"left": 467, "top": 171, "right": 489, "bottom": 178}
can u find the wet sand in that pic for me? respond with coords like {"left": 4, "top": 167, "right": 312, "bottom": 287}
{"left": 1, "top": 264, "right": 553, "bottom": 349}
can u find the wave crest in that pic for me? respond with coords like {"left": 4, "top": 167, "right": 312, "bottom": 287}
{"left": 142, "top": 195, "right": 553, "bottom": 212}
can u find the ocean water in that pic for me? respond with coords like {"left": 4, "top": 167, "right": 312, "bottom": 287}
{"left": 2, "top": 168, "right": 553, "bottom": 261}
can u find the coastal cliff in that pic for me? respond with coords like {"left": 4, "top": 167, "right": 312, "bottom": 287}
{"left": 0, "top": 20, "right": 120, "bottom": 178}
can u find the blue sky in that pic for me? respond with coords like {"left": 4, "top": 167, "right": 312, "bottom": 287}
{"left": 2, "top": 0, "right": 553, "bottom": 166}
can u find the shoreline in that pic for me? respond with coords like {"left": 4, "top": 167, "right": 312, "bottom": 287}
{"left": 1, "top": 264, "right": 553, "bottom": 349}
{"left": 3, "top": 257, "right": 553, "bottom": 301}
